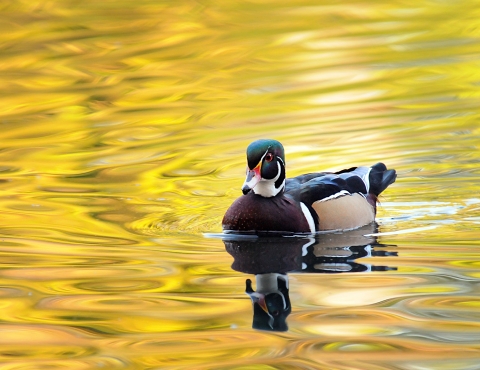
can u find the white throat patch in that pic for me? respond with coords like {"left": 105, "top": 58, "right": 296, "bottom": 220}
{"left": 252, "top": 162, "right": 285, "bottom": 197}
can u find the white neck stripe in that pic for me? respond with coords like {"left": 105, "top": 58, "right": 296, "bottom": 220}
{"left": 252, "top": 161, "right": 285, "bottom": 197}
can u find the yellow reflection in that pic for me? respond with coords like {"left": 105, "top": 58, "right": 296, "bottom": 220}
{"left": 0, "top": 0, "right": 479, "bottom": 368}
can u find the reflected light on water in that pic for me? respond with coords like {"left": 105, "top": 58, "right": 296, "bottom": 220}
{"left": 0, "top": 0, "right": 479, "bottom": 369}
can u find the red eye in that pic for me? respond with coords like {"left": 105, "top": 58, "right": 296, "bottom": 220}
{"left": 265, "top": 153, "right": 274, "bottom": 162}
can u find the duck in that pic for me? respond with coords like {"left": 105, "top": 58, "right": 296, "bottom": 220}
{"left": 222, "top": 139, "right": 396, "bottom": 235}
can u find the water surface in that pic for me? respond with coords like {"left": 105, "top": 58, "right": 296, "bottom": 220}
{"left": 0, "top": 1, "right": 479, "bottom": 369}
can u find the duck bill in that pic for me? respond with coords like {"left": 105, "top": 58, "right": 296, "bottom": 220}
{"left": 242, "top": 164, "right": 261, "bottom": 194}
{"left": 249, "top": 293, "right": 269, "bottom": 314}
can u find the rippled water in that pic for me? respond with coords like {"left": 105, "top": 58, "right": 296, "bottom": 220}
{"left": 1, "top": 0, "right": 480, "bottom": 369}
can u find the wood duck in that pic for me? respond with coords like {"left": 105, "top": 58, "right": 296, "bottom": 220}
{"left": 222, "top": 139, "right": 396, "bottom": 234}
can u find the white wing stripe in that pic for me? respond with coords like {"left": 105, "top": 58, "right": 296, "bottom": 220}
{"left": 362, "top": 167, "right": 371, "bottom": 193}
{"left": 318, "top": 190, "right": 350, "bottom": 202}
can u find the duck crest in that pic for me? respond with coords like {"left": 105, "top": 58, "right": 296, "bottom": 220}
{"left": 242, "top": 139, "right": 286, "bottom": 197}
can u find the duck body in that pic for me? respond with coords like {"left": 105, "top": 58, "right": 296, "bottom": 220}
{"left": 222, "top": 139, "right": 396, "bottom": 235}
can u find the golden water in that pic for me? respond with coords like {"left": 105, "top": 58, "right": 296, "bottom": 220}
{"left": 1, "top": 0, "right": 480, "bottom": 368}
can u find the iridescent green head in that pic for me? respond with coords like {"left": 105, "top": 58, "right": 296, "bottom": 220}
{"left": 242, "top": 139, "right": 286, "bottom": 197}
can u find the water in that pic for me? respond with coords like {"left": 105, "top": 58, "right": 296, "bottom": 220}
{"left": 1, "top": 0, "right": 480, "bottom": 368}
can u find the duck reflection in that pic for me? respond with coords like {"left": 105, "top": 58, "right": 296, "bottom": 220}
{"left": 223, "top": 224, "right": 397, "bottom": 331}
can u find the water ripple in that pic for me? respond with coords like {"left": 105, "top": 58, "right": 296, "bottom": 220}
{"left": 0, "top": 0, "right": 479, "bottom": 368}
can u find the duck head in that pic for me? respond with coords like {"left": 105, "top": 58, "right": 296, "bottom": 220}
{"left": 242, "top": 139, "right": 286, "bottom": 197}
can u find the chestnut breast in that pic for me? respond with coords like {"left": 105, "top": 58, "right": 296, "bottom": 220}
{"left": 222, "top": 192, "right": 310, "bottom": 233}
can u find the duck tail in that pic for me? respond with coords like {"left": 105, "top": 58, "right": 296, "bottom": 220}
{"left": 368, "top": 162, "right": 396, "bottom": 197}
